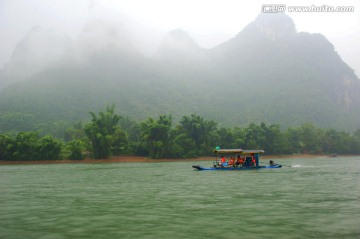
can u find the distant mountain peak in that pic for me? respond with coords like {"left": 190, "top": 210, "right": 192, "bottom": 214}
{"left": 251, "top": 13, "right": 296, "bottom": 41}
{"left": 156, "top": 28, "right": 202, "bottom": 59}
{"left": 10, "top": 25, "right": 70, "bottom": 65}
{"left": 212, "top": 13, "right": 297, "bottom": 55}
{"left": 0, "top": 26, "right": 71, "bottom": 89}
{"left": 77, "top": 18, "right": 134, "bottom": 52}
{"left": 166, "top": 29, "right": 197, "bottom": 42}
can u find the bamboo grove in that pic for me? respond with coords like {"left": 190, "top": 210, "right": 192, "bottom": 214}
{"left": 1, "top": 105, "right": 360, "bottom": 161}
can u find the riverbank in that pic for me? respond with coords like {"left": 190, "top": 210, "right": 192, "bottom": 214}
{"left": 0, "top": 154, "right": 340, "bottom": 165}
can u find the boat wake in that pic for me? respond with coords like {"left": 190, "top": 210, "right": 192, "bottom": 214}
{"left": 289, "top": 165, "right": 315, "bottom": 168}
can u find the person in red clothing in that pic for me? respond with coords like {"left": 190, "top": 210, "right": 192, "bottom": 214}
{"left": 220, "top": 156, "right": 226, "bottom": 167}
{"left": 251, "top": 157, "right": 256, "bottom": 166}
{"left": 229, "top": 157, "right": 235, "bottom": 166}
{"left": 236, "top": 155, "right": 244, "bottom": 167}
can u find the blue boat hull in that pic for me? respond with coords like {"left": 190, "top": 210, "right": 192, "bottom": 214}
{"left": 192, "top": 165, "right": 282, "bottom": 171}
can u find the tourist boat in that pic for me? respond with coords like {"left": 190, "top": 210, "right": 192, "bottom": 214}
{"left": 192, "top": 148, "right": 281, "bottom": 171}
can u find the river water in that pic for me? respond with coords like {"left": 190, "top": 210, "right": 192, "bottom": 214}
{"left": 1, "top": 157, "right": 359, "bottom": 239}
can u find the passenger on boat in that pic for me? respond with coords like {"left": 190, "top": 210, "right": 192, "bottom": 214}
{"left": 251, "top": 157, "right": 256, "bottom": 166}
{"left": 220, "top": 156, "right": 226, "bottom": 167}
{"left": 236, "top": 156, "right": 244, "bottom": 167}
{"left": 269, "top": 160, "right": 274, "bottom": 166}
{"left": 229, "top": 157, "right": 235, "bottom": 166}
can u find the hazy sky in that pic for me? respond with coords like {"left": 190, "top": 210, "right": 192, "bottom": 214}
{"left": 1, "top": 0, "right": 359, "bottom": 74}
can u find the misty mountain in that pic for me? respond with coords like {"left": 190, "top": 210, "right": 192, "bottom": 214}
{"left": 155, "top": 29, "right": 205, "bottom": 61}
{"left": 0, "top": 8, "right": 163, "bottom": 91}
{"left": 205, "top": 14, "right": 360, "bottom": 129}
{"left": 0, "top": 26, "right": 71, "bottom": 89}
{"left": 0, "top": 13, "right": 359, "bottom": 134}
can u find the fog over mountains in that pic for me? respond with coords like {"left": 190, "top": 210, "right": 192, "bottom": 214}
{"left": 0, "top": 13, "right": 359, "bottom": 133}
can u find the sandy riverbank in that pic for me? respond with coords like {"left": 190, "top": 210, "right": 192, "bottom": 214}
{"left": 0, "top": 154, "right": 334, "bottom": 165}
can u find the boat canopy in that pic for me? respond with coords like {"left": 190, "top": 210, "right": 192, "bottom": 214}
{"left": 213, "top": 149, "right": 264, "bottom": 154}
{"left": 214, "top": 149, "right": 243, "bottom": 154}
{"left": 241, "top": 150, "right": 265, "bottom": 154}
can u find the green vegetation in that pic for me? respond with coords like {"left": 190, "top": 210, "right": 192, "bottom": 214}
{"left": 84, "top": 104, "right": 126, "bottom": 159}
{"left": 0, "top": 132, "right": 62, "bottom": 161}
{"left": 1, "top": 105, "right": 359, "bottom": 161}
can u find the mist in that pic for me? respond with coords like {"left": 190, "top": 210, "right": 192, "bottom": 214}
{"left": 1, "top": 0, "right": 359, "bottom": 73}
{"left": 0, "top": 0, "right": 360, "bottom": 133}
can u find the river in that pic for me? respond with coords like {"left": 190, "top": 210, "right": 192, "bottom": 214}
{"left": 1, "top": 157, "right": 359, "bottom": 239}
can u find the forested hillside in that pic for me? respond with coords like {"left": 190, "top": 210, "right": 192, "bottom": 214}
{"left": 0, "top": 13, "right": 359, "bottom": 135}
{"left": 1, "top": 105, "right": 360, "bottom": 161}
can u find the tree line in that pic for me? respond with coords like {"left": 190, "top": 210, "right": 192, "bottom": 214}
{"left": 1, "top": 105, "right": 360, "bottom": 161}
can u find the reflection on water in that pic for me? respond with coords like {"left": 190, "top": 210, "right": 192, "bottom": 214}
{"left": 1, "top": 157, "right": 359, "bottom": 239}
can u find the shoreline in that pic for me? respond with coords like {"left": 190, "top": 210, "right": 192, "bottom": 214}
{"left": 0, "top": 154, "right": 348, "bottom": 166}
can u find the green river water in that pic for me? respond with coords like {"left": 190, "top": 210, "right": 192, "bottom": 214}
{"left": 1, "top": 157, "right": 359, "bottom": 239}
